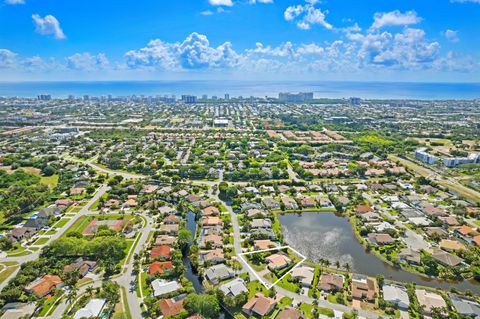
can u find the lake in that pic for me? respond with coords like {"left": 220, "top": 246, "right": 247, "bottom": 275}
{"left": 278, "top": 212, "right": 480, "bottom": 293}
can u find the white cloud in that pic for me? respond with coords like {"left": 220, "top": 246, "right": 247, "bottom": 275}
{"left": 208, "top": 0, "right": 233, "bottom": 6}
{"left": 66, "top": 53, "right": 109, "bottom": 71}
{"left": 370, "top": 10, "right": 421, "bottom": 30}
{"left": 32, "top": 14, "right": 66, "bottom": 39}
{"left": 0, "top": 49, "right": 17, "bottom": 68}
{"left": 284, "top": 5, "right": 304, "bottom": 21}
{"left": 284, "top": 1, "right": 332, "bottom": 30}
{"left": 5, "top": 0, "right": 25, "bottom": 4}
{"left": 200, "top": 10, "right": 214, "bottom": 16}
{"left": 249, "top": 0, "right": 274, "bottom": 3}
{"left": 125, "top": 32, "right": 240, "bottom": 70}
{"left": 443, "top": 29, "right": 459, "bottom": 42}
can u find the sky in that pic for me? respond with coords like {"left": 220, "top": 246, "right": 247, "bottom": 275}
{"left": 0, "top": 0, "right": 479, "bottom": 82}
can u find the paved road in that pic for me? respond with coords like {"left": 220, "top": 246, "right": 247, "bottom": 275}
{"left": 43, "top": 211, "right": 153, "bottom": 319}
{"left": 66, "top": 155, "right": 146, "bottom": 180}
{"left": 0, "top": 184, "right": 110, "bottom": 291}
{"left": 213, "top": 176, "right": 382, "bottom": 318}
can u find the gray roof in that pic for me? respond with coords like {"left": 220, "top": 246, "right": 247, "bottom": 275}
{"left": 451, "top": 295, "right": 480, "bottom": 317}
{"left": 205, "top": 264, "right": 234, "bottom": 282}
{"left": 219, "top": 278, "right": 248, "bottom": 297}
{"left": 383, "top": 284, "right": 410, "bottom": 309}
{"left": 151, "top": 279, "right": 181, "bottom": 297}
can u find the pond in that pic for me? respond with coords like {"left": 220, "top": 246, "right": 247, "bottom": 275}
{"left": 278, "top": 212, "right": 480, "bottom": 294}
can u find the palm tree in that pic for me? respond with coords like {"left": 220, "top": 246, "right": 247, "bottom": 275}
{"left": 67, "top": 288, "right": 78, "bottom": 304}
{"left": 344, "top": 262, "right": 351, "bottom": 272}
{"left": 335, "top": 261, "right": 340, "bottom": 269}
{"left": 86, "top": 286, "right": 94, "bottom": 298}
{"left": 325, "top": 259, "right": 331, "bottom": 269}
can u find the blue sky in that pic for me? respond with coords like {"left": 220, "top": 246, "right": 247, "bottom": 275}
{"left": 0, "top": 0, "right": 479, "bottom": 81}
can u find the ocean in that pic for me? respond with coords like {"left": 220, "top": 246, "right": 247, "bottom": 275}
{"left": 0, "top": 80, "right": 479, "bottom": 100}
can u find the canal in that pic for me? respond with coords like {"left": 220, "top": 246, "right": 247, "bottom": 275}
{"left": 277, "top": 212, "right": 480, "bottom": 294}
{"left": 183, "top": 210, "right": 233, "bottom": 318}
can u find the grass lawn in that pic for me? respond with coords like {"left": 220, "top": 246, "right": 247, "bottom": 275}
{"left": 40, "top": 174, "right": 59, "bottom": 188}
{"left": 32, "top": 237, "right": 50, "bottom": 246}
{"left": 276, "top": 274, "right": 300, "bottom": 293}
{"left": 140, "top": 272, "right": 150, "bottom": 297}
{"left": 53, "top": 218, "right": 71, "bottom": 228}
{"left": 37, "top": 292, "right": 63, "bottom": 317}
{"left": 62, "top": 214, "right": 135, "bottom": 238}
{"left": 77, "top": 277, "right": 93, "bottom": 287}
{"left": 120, "top": 236, "right": 137, "bottom": 267}
{"left": 0, "top": 263, "right": 19, "bottom": 284}
{"left": 318, "top": 307, "right": 335, "bottom": 317}
{"left": 112, "top": 286, "right": 132, "bottom": 319}
{"left": 247, "top": 280, "right": 269, "bottom": 298}
{"left": 6, "top": 245, "right": 30, "bottom": 256}
{"left": 278, "top": 296, "right": 293, "bottom": 307}
{"left": 61, "top": 215, "right": 92, "bottom": 237}
{"left": 45, "top": 229, "right": 57, "bottom": 235}
{"left": 327, "top": 294, "right": 339, "bottom": 304}
{"left": 299, "top": 303, "right": 314, "bottom": 319}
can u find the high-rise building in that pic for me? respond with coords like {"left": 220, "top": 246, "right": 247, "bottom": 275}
{"left": 349, "top": 97, "right": 361, "bottom": 105}
{"left": 278, "top": 92, "right": 313, "bottom": 103}
{"left": 181, "top": 95, "right": 197, "bottom": 104}
{"left": 37, "top": 94, "right": 51, "bottom": 101}
{"left": 202, "top": 94, "right": 208, "bottom": 100}
{"left": 225, "top": 93, "right": 230, "bottom": 100}
{"left": 415, "top": 149, "right": 439, "bottom": 165}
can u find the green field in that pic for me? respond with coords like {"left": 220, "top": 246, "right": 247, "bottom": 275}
{"left": 40, "top": 174, "right": 59, "bottom": 188}
{"left": 32, "top": 237, "right": 50, "bottom": 246}
{"left": 53, "top": 218, "right": 71, "bottom": 228}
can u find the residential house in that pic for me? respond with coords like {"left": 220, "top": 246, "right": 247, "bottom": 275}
{"left": 159, "top": 224, "right": 179, "bottom": 235}
{"left": 266, "top": 253, "right": 292, "bottom": 271}
{"left": 291, "top": 266, "right": 314, "bottom": 287}
{"left": 148, "top": 261, "right": 174, "bottom": 276}
{"left": 281, "top": 197, "right": 298, "bottom": 210}
{"left": 199, "top": 249, "right": 225, "bottom": 264}
{"left": 158, "top": 297, "right": 185, "bottom": 317}
{"left": 25, "top": 275, "right": 64, "bottom": 298}
{"left": 318, "top": 273, "right": 344, "bottom": 292}
{"left": 150, "top": 245, "right": 171, "bottom": 260}
{"left": 415, "top": 289, "right": 447, "bottom": 316}
{"left": 430, "top": 249, "right": 464, "bottom": 267}
{"left": 299, "top": 196, "right": 316, "bottom": 208}
{"left": 155, "top": 235, "right": 176, "bottom": 246}
{"left": 151, "top": 279, "right": 182, "bottom": 297}
{"left": 242, "top": 293, "right": 277, "bottom": 317}
{"left": 63, "top": 258, "right": 97, "bottom": 277}
{"left": 450, "top": 295, "right": 480, "bottom": 318}
{"left": 383, "top": 284, "right": 410, "bottom": 310}
{"left": 219, "top": 278, "right": 248, "bottom": 297}
{"left": 276, "top": 307, "right": 305, "bottom": 319}
{"left": 398, "top": 248, "right": 421, "bottom": 266}
{"left": 351, "top": 274, "right": 375, "bottom": 301}
{"left": 254, "top": 240, "right": 275, "bottom": 250}
{"left": 204, "top": 264, "right": 234, "bottom": 284}
{"left": 367, "top": 233, "right": 395, "bottom": 246}
{"left": 262, "top": 198, "right": 280, "bottom": 210}
{"left": 73, "top": 299, "right": 106, "bottom": 319}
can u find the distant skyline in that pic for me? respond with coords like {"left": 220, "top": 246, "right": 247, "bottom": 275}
{"left": 0, "top": 0, "right": 479, "bottom": 82}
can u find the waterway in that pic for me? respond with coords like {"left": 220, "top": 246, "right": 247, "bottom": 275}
{"left": 182, "top": 210, "right": 204, "bottom": 293}
{"left": 277, "top": 212, "right": 480, "bottom": 294}
{"left": 182, "top": 210, "right": 232, "bottom": 318}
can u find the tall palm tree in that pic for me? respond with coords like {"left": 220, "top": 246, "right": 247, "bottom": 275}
{"left": 67, "top": 288, "right": 78, "bottom": 304}
{"left": 344, "top": 262, "right": 351, "bottom": 272}
{"left": 86, "top": 285, "right": 94, "bottom": 298}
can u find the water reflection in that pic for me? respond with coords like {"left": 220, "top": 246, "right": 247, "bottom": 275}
{"left": 278, "top": 212, "right": 480, "bottom": 293}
